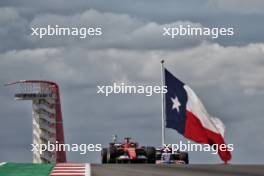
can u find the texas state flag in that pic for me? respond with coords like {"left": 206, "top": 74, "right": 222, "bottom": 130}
{"left": 165, "top": 68, "right": 231, "bottom": 163}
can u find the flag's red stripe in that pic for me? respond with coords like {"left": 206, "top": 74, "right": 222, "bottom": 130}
{"left": 184, "top": 111, "right": 232, "bottom": 162}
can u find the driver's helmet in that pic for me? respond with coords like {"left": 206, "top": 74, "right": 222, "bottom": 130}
{"left": 112, "top": 134, "right": 118, "bottom": 143}
{"left": 162, "top": 152, "right": 171, "bottom": 163}
{"left": 124, "top": 137, "right": 131, "bottom": 143}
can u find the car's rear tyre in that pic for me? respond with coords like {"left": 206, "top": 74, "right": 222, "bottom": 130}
{"left": 101, "top": 148, "right": 107, "bottom": 164}
{"left": 145, "top": 147, "right": 156, "bottom": 163}
{"left": 179, "top": 152, "right": 189, "bottom": 164}
{"left": 107, "top": 146, "right": 117, "bottom": 163}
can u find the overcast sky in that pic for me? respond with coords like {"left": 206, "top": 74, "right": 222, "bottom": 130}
{"left": 0, "top": 0, "right": 264, "bottom": 164}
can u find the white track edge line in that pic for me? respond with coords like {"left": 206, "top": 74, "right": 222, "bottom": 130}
{"left": 85, "top": 163, "right": 91, "bottom": 176}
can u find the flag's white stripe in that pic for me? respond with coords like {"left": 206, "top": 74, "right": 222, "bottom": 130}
{"left": 184, "top": 85, "right": 225, "bottom": 136}
{"left": 0, "top": 162, "right": 6, "bottom": 166}
{"left": 85, "top": 164, "right": 91, "bottom": 176}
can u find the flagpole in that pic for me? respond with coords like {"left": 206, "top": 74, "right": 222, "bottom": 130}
{"left": 161, "top": 59, "right": 165, "bottom": 146}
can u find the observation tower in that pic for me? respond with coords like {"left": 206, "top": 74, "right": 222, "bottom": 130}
{"left": 6, "top": 80, "right": 66, "bottom": 163}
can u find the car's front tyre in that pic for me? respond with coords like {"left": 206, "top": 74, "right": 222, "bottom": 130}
{"left": 107, "top": 146, "right": 117, "bottom": 163}
{"left": 145, "top": 147, "right": 156, "bottom": 163}
{"left": 101, "top": 148, "right": 107, "bottom": 163}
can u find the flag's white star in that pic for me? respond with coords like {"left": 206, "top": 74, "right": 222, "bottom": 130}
{"left": 171, "top": 96, "right": 181, "bottom": 112}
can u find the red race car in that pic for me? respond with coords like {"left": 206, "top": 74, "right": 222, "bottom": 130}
{"left": 101, "top": 136, "right": 156, "bottom": 163}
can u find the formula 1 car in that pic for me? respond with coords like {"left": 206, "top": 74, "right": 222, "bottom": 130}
{"left": 156, "top": 147, "right": 189, "bottom": 164}
{"left": 101, "top": 136, "right": 156, "bottom": 163}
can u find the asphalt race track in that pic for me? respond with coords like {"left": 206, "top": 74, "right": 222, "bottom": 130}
{"left": 1, "top": 163, "right": 264, "bottom": 176}
{"left": 91, "top": 164, "right": 264, "bottom": 176}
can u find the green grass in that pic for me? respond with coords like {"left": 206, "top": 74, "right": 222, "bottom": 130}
{"left": 0, "top": 163, "right": 54, "bottom": 176}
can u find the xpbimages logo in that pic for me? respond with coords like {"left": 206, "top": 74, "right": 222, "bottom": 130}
{"left": 31, "top": 141, "right": 102, "bottom": 155}
{"left": 163, "top": 141, "right": 234, "bottom": 155}
{"left": 31, "top": 25, "right": 102, "bottom": 39}
{"left": 97, "top": 83, "right": 167, "bottom": 96}
{"left": 163, "top": 25, "right": 234, "bottom": 39}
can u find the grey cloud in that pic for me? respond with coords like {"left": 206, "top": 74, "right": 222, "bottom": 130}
{"left": 28, "top": 9, "right": 207, "bottom": 50}
{"left": 0, "top": 7, "right": 30, "bottom": 52}
{"left": 207, "top": 0, "right": 264, "bottom": 14}
{"left": 0, "top": 7, "right": 19, "bottom": 25}
{"left": 1, "top": 1, "right": 264, "bottom": 54}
